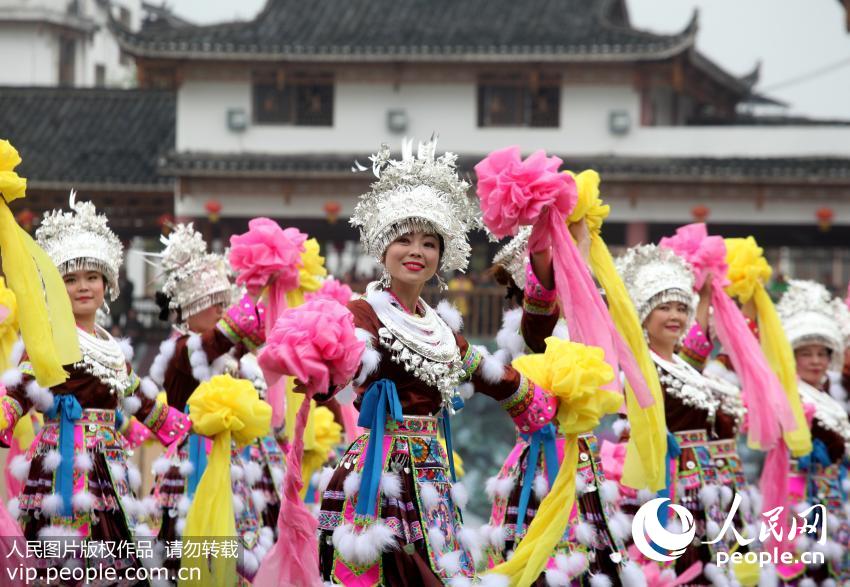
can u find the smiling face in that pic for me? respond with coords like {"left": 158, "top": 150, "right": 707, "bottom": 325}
{"left": 383, "top": 231, "right": 441, "bottom": 289}
{"left": 795, "top": 343, "right": 831, "bottom": 388}
{"left": 644, "top": 300, "right": 691, "bottom": 352}
{"left": 63, "top": 270, "right": 106, "bottom": 322}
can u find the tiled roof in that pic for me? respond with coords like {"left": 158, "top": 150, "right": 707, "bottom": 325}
{"left": 114, "top": 0, "right": 698, "bottom": 62}
{"left": 159, "top": 151, "right": 850, "bottom": 183}
{"left": 0, "top": 87, "right": 175, "bottom": 189}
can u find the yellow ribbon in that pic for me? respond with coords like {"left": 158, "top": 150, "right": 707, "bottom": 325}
{"left": 565, "top": 170, "right": 667, "bottom": 491}
{"left": 180, "top": 374, "right": 272, "bottom": 587}
{"left": 0, "top": 277, "right": 19, "bottom": 373}
{"left": 724, "top": 237, "right": 811, "bottom": 456}
{"left": 489, "top": 338, "right": 620, "bottom": 585}
{"left": 0, "top": 139, "right": 79, "bottom": 386}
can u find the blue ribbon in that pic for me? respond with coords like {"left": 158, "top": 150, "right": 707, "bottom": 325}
{"left": 441, "top": 409, "right": 458, "bottom": 483}
{"left": 798, "top": 438, "right": 831, "bottom": 471}
{"left": 355, "top": 379, "right": 403, "bottom": 517}
{"left": 185, "top": 405, "right": 208, "bottom": 498}
{"left": 656, "top": 431, "right": 681, "bottom": 528}
{"left": 515, "top": 423, "right": 558, "bottom": 535}
{"left": 44, "top": 395, "right": 82, "bottom": 517}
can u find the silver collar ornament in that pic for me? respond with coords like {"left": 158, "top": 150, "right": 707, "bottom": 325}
{"left": 365, "top": 282, "right": 464, "bottom": 412}
{"left": 651, "top": 350, "right": 719, "bottom": 420}
{"left": 75, "top": 325, "right": 132, "bottom": 396}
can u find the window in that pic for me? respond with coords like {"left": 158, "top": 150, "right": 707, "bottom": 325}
{"left": 58, "top": 37, "right": 75, "bottom": 86}
{"left": 95, "top": 64, "right": 106, "bottom": 87}
{"left": 253, "top": 71, "right": 334, "bottom": 126}
{"left": 477, "top": 73, "right": 560, "bottom": 128}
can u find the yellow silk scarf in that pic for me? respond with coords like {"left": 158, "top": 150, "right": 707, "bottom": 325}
{"left": 566, "top": 170, "right": 667, "bottom": 490}
{"left": 724, "top": 237, "right": 811, "bottom": 456}
{"left": 0, "top": 139, "right": 79, "bottom": 386}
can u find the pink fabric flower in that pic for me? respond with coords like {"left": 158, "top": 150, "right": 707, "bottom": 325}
{"left": 474, "top": 146, "right": 577, "bottom": 239}
{"left": 658, "top": 223, "right": 728, "bottom": 289}
{"left": 229, "top": 218, "right": 307, "bottom": 295}
{"left": 258, "top": 299, "right": 364, "bottom": 394}
{"left": 304, "top": 278, "right": 354, "bottom": 306}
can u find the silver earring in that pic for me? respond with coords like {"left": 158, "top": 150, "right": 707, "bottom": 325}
{"left": 380, "top": 268, "right": 392, "bottom": 289}
{"left": 642, "top": 327, "right": 649, "bottom": 344}
{"left": 436, "top": 275, "right": 448, "bottom": 292}
{"left": 102, "top": 300, "right": 111, "bottom": 315}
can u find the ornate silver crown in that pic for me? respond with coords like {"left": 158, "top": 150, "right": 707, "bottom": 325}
{"left": 492, "top": 226, "right": 531, "bottom": 288}
{"left": 36, "top": 191, "right": 123, "bottom": 301}
{"left": 159, "top": 223, "right": 232, "bottom": 319}
{"left": 777, "top": 279, "right": 844, "bottom": 367}
{"left": 350, "top": 137, "right": 479, "bottom": 273}
{"left": 615, "top": 244, "right": 696, "bottom": 324}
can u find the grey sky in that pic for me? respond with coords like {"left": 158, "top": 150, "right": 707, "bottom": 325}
{"left": 169, "top": 0, "right": 850, "bottom": 119}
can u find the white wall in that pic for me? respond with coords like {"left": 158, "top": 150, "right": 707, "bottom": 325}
{"left": 0, "top": 0, "right": 139, "bottom": 87}
{"left": 0, "top": 22, "right": 58, "bottom": 85}
{"left": 176, "top": 77, "right": 850, "bottom": 158}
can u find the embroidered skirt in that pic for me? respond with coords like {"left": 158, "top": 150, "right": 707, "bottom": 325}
{"left": 317, "top": 415, "right": 475, "bottom": 586}
{"left": 484, "top": 432, "right": 630, "bottom": 585}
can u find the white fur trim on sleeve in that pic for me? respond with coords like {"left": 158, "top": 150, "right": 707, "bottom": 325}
{"left": 436, "top": 300, "right": 463, "bottom": 333}
{"left": 117, "top": 338, "right": 134, "bottom": 362}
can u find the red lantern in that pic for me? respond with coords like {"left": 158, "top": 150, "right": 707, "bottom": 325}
{"left": 816, "top": 207, "right": 834, "bottom": 232}
{"left": 158, "top": 213, "right": 174, "bottom": 235}
{"left": 15, "top": 209, "right": 34, "bottom": 232}
{"left": 691, "top": 204, "right": 710, "bottom": 223}
{"left": 205, "top": 199, "right": 222, "bottom": 223}
{"left": 324, "top": 201, "right": 342, "bottom": 224}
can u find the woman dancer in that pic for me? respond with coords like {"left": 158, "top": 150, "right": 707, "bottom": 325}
{"left": 146, "top": 223, "right": 275, "bottom": 580}
{"left": 617, "top": 244, "right": 745, "bottom": 586}
{"left": 776, "top": 280, "right": 850, "bottom": 584}
{"left": 314, "top": 141, "right": 561, "bottom": 585}
{"left": 0, "top": 194, "right": 190, "bottom": 582}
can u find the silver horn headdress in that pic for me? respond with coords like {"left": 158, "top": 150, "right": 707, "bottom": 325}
{"left": 350, "top": 137, "right": 479, "bottom": 273}
{"left": 36, "top": 191, "right": 123, "bottom": 301}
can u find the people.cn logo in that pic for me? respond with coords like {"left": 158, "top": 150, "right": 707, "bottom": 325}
{"left": 632, "top": 497, "right": 696, "bottom": 562}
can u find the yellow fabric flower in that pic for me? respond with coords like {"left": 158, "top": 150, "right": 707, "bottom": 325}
{"left": 182, "top": 375, "right": 272, "bottom": 587}
{"left": 298, "top": 238, "right": 327, "bottom": 293}
{"left": 188, "top": 374, "right": 271, "bottom": 446}
{"left": 723, "top": 237, "right": 811, "bottom": 457}
{"left": 725, "top": 237, "right": 772, "bottom": 303}
{"left": 0, "top": 140, "right": 26, "bottom": 203}
{"left": 564, "top": 170, "right": 610, "bottom": 236}
{"left": 301, "top": 405, "right": 343, "bottom": 485}
{"left": 491, "top": 339, "right": 619, "bottom": 585}
{"left": 513, "top": 338, "right": 620, "bottom": 434}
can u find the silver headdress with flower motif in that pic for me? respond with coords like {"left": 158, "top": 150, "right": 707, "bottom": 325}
{"left": 36, "top": 191, "right": 123, "bottom": 301}
{"left": 777, "top": 279, "right": 844, "bottom": 368}
{"left": 350, "top": 137, "right": 479, "bottom": 272}
{"left": 615, "top": 244, "right": 696, "bottom": 324}
{"left": 159, "top": 223, "right": 232, "bottom": 319}
{"left": 492, "top": 226, "right": 531, "bottom": 288}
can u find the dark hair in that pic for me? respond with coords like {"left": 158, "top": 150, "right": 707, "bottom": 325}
{"left": 490, "top": 264, "right": 524, "bottom": 305}
{"left": 155, "top": 291, "right": 182, "bottom": 323}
